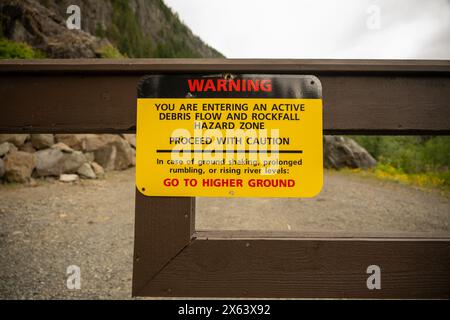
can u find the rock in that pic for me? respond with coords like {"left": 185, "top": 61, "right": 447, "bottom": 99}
{"left": 84, "top": 152, "right": 95, "bottom": 162}
{"left": 31, "top": 134, "right": 54, "bottom": 150}
{"left": 62, "top": 151, "right": 87, "bottom": 173}
{"left": 122, "top": 134, "right": 136, "bottom": 148}
{"left": 82, "top": 134, "right": 117, "bottom": 152}
{"left": 3, "top": 151, "right": 36, "bottom": 182}
{"left": 51, "top": 142, "right": 73, "bottom": 153}
{"left": 59, "top": 174, "right": 79, "bottom": 182}
{"left": 94, "top": 138, "right": 133, "bottom": 171}
{"left": 77, "top": 163, "right": 96, "bottom": 179}
{"left": 0, "top": 134, "right": 29, "bottom": 147}
{"left": 54, "top": 134, "right": 86, "bottom": 151}
{"left": 0, "top": 158, "right": 4, "bottom": 178}
{"left": 323, "top": 136, "right": 376, "bottom": 169}
{"left": 113, "top": 138, "right": 134, "bottom": 170}
{"left": 0, "top": 142, "right": 12, "bottom": 157}
{"left": 90, "top": 162, "right": 105, "bottom": 178}
{"left": 19, "top": 142, "right": 36, "bottom": 153}
{"left": 94, "top": 144, "right": 116, "bottom": 171}
{"left": 35, "top": 148, "right": 64, "bottom": 176}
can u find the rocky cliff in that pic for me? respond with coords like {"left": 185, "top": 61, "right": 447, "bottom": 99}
{"left": 0, "top": 0, "right": 223, "bottom": 58}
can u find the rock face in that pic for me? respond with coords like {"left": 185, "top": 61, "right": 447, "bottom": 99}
{"left": 323, "top": 136, "right": 376, "bottom": 169}
{"left": 46, "top": 0, "right": 224, "bottom": 58}
{"left": 0, "top": 0, "right": 110, "bottom": 58}
{"left": 3, "top": 151, "right": 36, "bottom": 182}
{"left": 0, "top": 0, "right": 223, "bottom": 59}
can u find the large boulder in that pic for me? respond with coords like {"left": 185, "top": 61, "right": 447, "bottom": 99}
{"left": 0, "top": 134, "right": 29, "bottom": 147}
{"left": 93, "top": 143, "right": 116, "bottom": 171}
{"left": 36, "top": 148, "right": 86, "bottom": 176}
{"left": 94, "top": 137, "right": 133, "bottom": 171}
{"left": 31, "top": 134, "right": 54, "bottom": 150}
{"left": 62, "top": 151, "right": 87, "bottom": 173}
{"left": 3, "top": 151, "right": 36, "bottom": 182}
{"left": 323, "top": 136, "right": 376, "bottom": 169}
{"left": 35, "top": 148, "right": 65, "bottom": 176}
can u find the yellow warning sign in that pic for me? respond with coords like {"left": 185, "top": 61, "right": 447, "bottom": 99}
{"left": 136, "top": 98, "right": 323, "bottom": 197}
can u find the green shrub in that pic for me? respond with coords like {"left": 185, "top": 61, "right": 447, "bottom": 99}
{"left": 350, "top": 135, "right": 450, "bottom": 188}
{"left": 97, "top": 44, "right": 124, "bottom": 58}
{"left": 0, "top": 38, "right": 46, "bottom": 59}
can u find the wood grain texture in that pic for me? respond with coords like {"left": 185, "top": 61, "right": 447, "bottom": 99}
{"left": 132, "top": 190, "right": 195, "bottom": 296}
{"left": 138, "top": 238, "right": 450, "bottom": 298}
{"left": 1, "top": 59, "right": 449, "bottom": 134}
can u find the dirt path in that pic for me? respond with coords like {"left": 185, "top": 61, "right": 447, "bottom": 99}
{"left": 0, "top": 169, "right": 449, "bottom": 299}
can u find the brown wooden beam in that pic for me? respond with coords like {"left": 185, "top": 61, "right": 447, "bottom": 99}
{"left": 132, "top": 190, "right": 195, "bottom": 296}
{"left": 136, "top": 234, "right": 450, "bottom": 298}
{"left": 1, "top": 59, "right": 449, "bottom": 134}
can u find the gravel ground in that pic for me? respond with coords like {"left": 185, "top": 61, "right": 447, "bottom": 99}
{"left": 0, "top": 168, "right": 449, "bottom": 299}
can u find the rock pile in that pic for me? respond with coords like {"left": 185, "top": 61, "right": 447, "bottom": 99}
{"left": 0, "top": 134, "right": 135, "bottom": 183}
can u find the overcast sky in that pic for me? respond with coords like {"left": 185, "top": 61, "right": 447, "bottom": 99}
{"left": 164, "top": 0, "right": 450, "bottom": 59}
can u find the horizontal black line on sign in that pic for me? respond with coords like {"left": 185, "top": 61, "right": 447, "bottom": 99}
{"left": 156, "top": 149, "right": 303, "bottom": 154}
